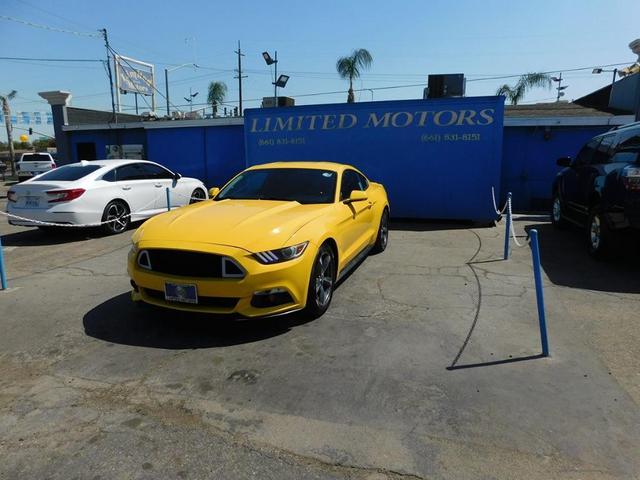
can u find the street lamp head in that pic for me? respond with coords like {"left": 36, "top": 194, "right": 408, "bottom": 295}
{"left": 592, "top": 68, "right": 603, "bottom": 74}
{"left": 551, "top": 77, "right": 560, "bottom": 82}
{"left": 192, "top": 92, "right": 199, "bottom": 98}
{"left": 274, "top": 74, "right": 289, "bottom": 88}
{"left": 262, "top": 51, "right": 275, "bottom": 65}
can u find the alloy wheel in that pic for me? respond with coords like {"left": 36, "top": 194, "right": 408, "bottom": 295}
{"left": 190, "top": 189, "right": 206, "bottom": 204}
{"left": 314, "top": 251, "right": 334, "bottom": 308}
{"left": 590, "top": 215, "right": 601, "bottom": 251}
{"left": 106, "top": 203, "right": 128, "bottom": 232}
{"left": 553, "top": 198, "right": 561, "bottom": 223}
{"left": 380, "top": 212, "right": 389, "bottom": 249}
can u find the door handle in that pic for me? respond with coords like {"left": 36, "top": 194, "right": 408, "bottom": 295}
{"left": 122, "top": 185, "right": 131, "bottom": 191}
{"left": 154, "top": 183, "right": 163, "bottom": 188}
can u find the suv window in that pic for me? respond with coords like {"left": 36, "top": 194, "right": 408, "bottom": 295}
{"left": 140, "top": 163, "right": 174, "bottom": 179}
{"left": 616, "top": 128, "right": 640, "bottom": 154}
{"left": 591, "top": 134, "right": 615, "bottom": 164}
{"left": 116, "top": 163, "right": 150, "bottom": 181}
{"left": 575, "top": 139, "right": 600, "bottom": 166}
{"left": 340, "top": 169, "right": 367, "bottom": 200}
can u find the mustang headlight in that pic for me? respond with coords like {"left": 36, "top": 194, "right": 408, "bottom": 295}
{"left": 253, "top": 241, "right": 309, "bottom": 264}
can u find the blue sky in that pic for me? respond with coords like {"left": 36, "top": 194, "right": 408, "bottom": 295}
{"left": 1, "top": 0, "right": 638, "bottom": 140}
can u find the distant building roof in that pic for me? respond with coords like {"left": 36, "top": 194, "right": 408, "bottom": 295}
{"left": 505, "top": 102, "right": 615, "bottom": 117}
{"left": 66, "top": 107, "right": 142, "bottom": 125}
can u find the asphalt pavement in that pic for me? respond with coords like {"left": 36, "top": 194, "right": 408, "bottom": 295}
{"left": 1, "top": 184, "right": 639, "bottom": 480}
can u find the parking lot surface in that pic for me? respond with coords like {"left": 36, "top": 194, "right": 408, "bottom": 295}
{"left": 1, "top": 189, "right": 639, "bottom": 479}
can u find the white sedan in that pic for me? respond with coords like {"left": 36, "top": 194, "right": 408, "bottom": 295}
{"left": 6, "top": 159, "right": 208, "bottom": 234}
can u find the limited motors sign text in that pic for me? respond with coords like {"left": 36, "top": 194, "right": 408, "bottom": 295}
{"left": 249, "top": 108, "right": 496, "bottom": 133}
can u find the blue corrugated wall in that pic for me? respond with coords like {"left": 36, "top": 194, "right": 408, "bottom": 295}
{"left": 67, "top": 117, "right": 619, "bottom": 213}
{"left": 501, "top": 125, "right": 611, "bottom": 211}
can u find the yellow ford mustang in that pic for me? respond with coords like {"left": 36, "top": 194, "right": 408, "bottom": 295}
{"left": 128, "top": 162, "right": 389, "bottom": 318}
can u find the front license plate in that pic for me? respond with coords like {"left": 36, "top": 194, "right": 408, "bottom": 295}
{"left": 24, "top": 196, "right": 40, "bottom": 208}
{"left": 164, "top": 282, "right": 198, "bottom": 304}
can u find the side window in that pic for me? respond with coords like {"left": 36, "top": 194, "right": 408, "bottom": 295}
{"left": 101, "top": 169, "right": 116, "bottom": 182}
{"left": 615, "top": 129, "right": 640, "bottom": 154}
{"left": 340, "top": 170, "right": 361, "bottom": 200}
{"left": 574, "top": 138, "right": 600, "bottom": 166}
{"left": 140, "top": 163, "right": 174, "bottom": 179}
{"left": 591, "top": 135, "right": 615, "bottom": 165}
{"left": 116, "top": 163, "right": 149, "bottom": 181}
{"left": 356, "top": 172, "right": 369, "bottom": 190}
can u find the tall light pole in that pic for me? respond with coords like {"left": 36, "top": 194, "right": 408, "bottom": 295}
{"left": 184, "top": 88, "right": 198, "bottom": 113}
{"left": 552, "top": 74, "right": 567, "bottom": 102}
{"left": 262, "top": 51, "right": 278, "bottom": 107}
{"left": 262, "top": 51, "right": 290, "bottom": 107}
{"left": 164, "top": 63, "right": 198, "bottom": 116}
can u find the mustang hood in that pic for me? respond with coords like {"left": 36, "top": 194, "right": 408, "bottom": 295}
{"left": 136, "top": 199, "right": 329, "bottom": 252}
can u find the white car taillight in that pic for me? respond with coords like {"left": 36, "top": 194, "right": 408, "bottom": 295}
{"left": 51, "top": 161, "right": 57, "bottom": 169}
{"left": 46, "top": 188, "right": 86, "bottom": 203}
{"left": 621, "top": 165, "right": 640, "bottom": 191}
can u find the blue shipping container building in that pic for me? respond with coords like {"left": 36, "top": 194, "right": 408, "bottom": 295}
{"left": 57, "top": 95, "right": 634, "bottom": 219}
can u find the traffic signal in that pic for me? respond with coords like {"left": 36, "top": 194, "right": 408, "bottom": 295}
{"left": 28, "top": 128, "right": 33, "bottom": 135}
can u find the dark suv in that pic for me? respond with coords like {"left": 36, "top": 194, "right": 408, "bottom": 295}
{"left": 551, "top": 121, "right": 640, "bottom": 257}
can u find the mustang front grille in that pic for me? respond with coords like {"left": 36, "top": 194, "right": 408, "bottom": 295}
{"left": 139, "top": 249, "right": 245, "bottom": 279}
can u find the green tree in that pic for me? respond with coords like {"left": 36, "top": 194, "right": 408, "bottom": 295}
{"left": 1, "top": 90, "right": 17, "bottom": 175}
{"left": 336, "top": 48, "right": 373, "bottom": 103}
{"left": 207, "top": 81, "right": 227, "bottom": 117}
{"left": 496, "top": 73, "right": 552, "bottom": 105}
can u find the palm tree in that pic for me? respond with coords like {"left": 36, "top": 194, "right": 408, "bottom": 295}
{"left": 496, "top": 73, "right": 552, "bottom": 105}
{"left": 1, "top": 90, "right": 17, "bottom": 176}
{"left": 207, "top": 81, "right": 227, "bottom": 117}
{"left": 336, "top": 48, "right": 373, "bottom": 103}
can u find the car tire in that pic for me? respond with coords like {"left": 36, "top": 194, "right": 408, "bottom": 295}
{"left": 189, "top": 188, "right": 206, "bottom": 204}
{"left": 551, "top": 194, "right": 568, "bottom": 229}
{"left": 371, "top": 208, "right": 389, "bottom": 254}
{"left": 101, "top": 200, "right": 130, "bottom": 235}
{"left": 587, "top": 209, "right": 614, "bottom": 259}
{"left": 303, "top": 243, "right": 336, "bottom": 319}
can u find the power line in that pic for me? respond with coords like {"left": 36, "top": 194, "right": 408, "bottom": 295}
{"left": 0, "top": 15, "right": 100, "bottom": 37}
{"left": 0, "top": 56, "right": 103, "bottom": 62}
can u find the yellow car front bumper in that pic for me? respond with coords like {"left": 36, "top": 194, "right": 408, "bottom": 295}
{"left": 127, "top": 240, "right": 316, "bottom": 318}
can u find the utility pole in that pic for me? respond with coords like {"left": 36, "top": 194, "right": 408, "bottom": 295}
{"left": 1, "top": 91, "right": 17, "bottom": 176}
{"left": 234, "top": 41, "right": 247, "bottom": 116}
{"left": 100, "top": 28, "right": 117, "bottom": 123}
{"left": 274, "top": 50, "right": 278, "bottom": 108}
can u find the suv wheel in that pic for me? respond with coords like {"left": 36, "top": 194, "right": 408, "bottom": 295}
{"left": 551, "top": 194, "right": 567, "bottom": 229}
{"left": 587, "top": 210, "right": 612, "bottom": 259}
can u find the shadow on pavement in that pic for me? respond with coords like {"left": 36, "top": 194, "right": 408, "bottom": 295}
{"left": 1, "top": 221, "right": 142, "bottom": 247}
{"left": 83, "top": 292, "right": 313, "bottom": 349}
{"left": 390, "top": 218, "right": 491, "bottom": 232}
{"left": 447, "top": 354, "right": 545, "bottom": 370}
{"left": 524, "top": 223, "right": 640, "bottom": 294}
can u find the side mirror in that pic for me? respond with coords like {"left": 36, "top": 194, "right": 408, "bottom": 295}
{"left": 173, "top": 172, "right": 182, "bottom": 180}
{"left": 556, "top": 157, "right": 572, "bottom": 167}
{"left": 208, "top": 187, "right": 220, "bottom": 198}
{"left": 344, "top": 190, "right": 368, "bottom": 203}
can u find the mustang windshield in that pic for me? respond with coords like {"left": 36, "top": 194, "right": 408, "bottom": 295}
{"left": 217, "top": 168, "right": 337, "bottom": 204}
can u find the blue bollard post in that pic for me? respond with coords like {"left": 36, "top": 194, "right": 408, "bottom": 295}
{"left": 530, "top": 229, "right": 549, "bottom": 357}
{"left": 0, "top": 235, "right": 7, "bottom": 290}
{"left": 503, "top": 192, "right": 512, "bottom": 260}
{"left": 166, "top": 187, "right": 171, "bottom": 211}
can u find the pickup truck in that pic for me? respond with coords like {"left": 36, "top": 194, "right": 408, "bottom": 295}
{"left": 16, "top": 152, "right": 57, "bottom": 181}
{"left": 551, "top": 121, "right": 640, "bottom": 257}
